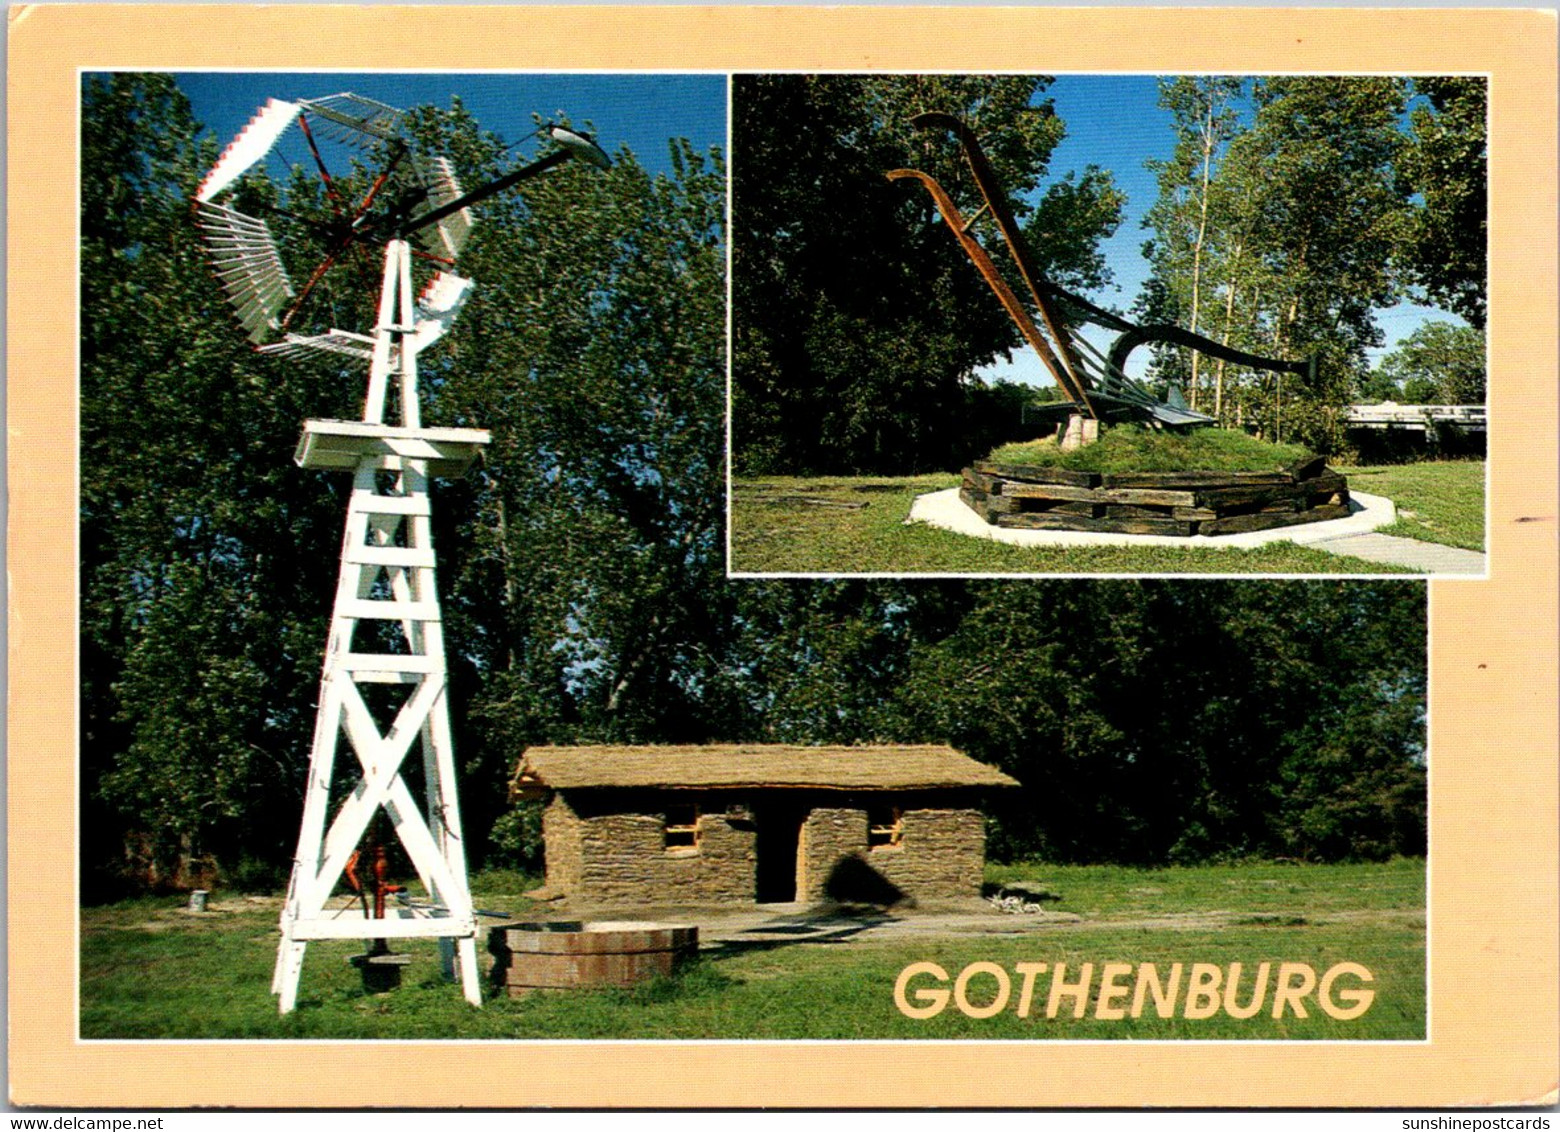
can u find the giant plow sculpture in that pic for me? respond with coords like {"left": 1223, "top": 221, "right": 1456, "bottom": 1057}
{"left": 890, "top": 112, "right": 1350, "bottom": 537}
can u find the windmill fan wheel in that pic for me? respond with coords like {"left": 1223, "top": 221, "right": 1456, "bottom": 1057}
{"left": 192, "top": 92, "right": 478, "bottom": 354}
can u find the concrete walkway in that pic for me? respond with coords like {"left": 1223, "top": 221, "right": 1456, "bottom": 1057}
{"left": 1304, "top": 532, "right": 1487, "bottom": 575}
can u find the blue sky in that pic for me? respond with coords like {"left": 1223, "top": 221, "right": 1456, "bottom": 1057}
{"left": 174, "top": 72, "right": 726, "bottom": 181}
{"left": 980, "top": 74, "right": 1464, "bottom": 386}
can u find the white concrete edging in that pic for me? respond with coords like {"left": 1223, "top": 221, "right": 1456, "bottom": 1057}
{"left": 907, "top": 488, "right": 1397, "bottom": 549}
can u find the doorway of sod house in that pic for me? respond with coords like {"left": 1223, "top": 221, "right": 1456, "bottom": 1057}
{"left": 754, "top": 805, "right": 806, "bottom": 903}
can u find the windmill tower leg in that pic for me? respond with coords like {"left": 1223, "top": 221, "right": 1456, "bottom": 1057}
{"left": 273, "top": 240, "right": 486, "bottom": 1013}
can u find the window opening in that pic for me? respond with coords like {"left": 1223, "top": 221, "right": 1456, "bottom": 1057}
{"left": 664, "top": 804, "right": 700, "bottom": 852}
{"left": 867, "top": 806, "right": 903, "bottom": 849}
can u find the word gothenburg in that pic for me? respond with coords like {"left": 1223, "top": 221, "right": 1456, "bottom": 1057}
{"left": 894, "top": 960, "right": 1375, "bottom": 1021}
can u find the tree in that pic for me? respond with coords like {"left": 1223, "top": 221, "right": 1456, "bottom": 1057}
{"left": 1374, "top": 320, "right": 1485, "bottom": 404}
{"left": 97, "top": 563, "right": 271, "bottom": 884}
{"left": 732, "top": 74, "right": 1123, "bottom": 475}
{"left": 437, "top": 125, "right": 731, "bottom": 858}
{"left": 1396, "top": 78, "right": 1487, "bottom": 329}
{"left": 1139, "top": 77, "right": 1412, "bottom": 451}
{"left": 1267, "top": 584, "right": 1427, "bottom": 860}
{"left": 81, "top": 74, "right": 355, "bottom": 894}
{"left": 886, "top": 580, "right": 1427, "bottom": 865}
{"left": 1141, "top": 77, "right": 1245, "bottom": 411}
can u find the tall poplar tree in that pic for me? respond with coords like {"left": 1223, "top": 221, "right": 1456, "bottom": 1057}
{"left": 1396, "top": 78, "right": 1487, "bottom": 329}
{"left": 1140, "top": 77, "right": 1245, "bottom": 411}
{"left": 1140, "top": 76, "right": 1411, "bottom": 449}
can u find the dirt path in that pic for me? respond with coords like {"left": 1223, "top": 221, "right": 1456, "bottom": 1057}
{"left": 499, "top": 900, "right": 1423, "bottom": 947}
{"left": 92, "top": 894, "right": 1421, "bottom": 945}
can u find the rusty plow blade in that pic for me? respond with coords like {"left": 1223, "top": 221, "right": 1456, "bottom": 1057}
{"left": 890, "top": 111, "right": 1316, "bottom": 431}
{"left": 886, "top": 167, "right": 1081, "bottom": 403}
{"left": 895, "top": 112, "right": 1096, "bottom": 418}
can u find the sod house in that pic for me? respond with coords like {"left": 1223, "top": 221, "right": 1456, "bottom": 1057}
{"left": 509, "top": 744, "right": 1019, "bottom": 907}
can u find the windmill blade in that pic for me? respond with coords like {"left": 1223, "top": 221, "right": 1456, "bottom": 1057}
{"left": 195, "top": 91, "right": 425, "bottom": 347}
{"left": 412, "top": 272, "right": 474, "bottom": 351}
{"left": 258, "top": 330, "right": 376, "bottom": 362}
{"left": 297, "top": 93, "right": 406, "bottom": 148}
{"left": 194, "top": 202, "right": 295, "bottom": 343}
{"left": 194, "top": 91, "right": 607, "bottom": 358}
{"left": 195, "top": 98, "right": 302, "bottom": 203}
{"left": 410, "top": 155, "right": 474, "bottom": 262}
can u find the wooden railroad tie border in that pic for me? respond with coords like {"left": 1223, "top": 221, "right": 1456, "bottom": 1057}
{"left": 960, "top": 458, "right": 1349, "bottom": 537}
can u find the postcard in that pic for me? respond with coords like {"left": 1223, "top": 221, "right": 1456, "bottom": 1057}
{"left": 7, "top": 4, "right": 1557, "bottom": 1110}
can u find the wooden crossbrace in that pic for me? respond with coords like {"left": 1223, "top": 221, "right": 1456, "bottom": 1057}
{"left": 274, "top": 240, "right": 483, "bottom": 1015}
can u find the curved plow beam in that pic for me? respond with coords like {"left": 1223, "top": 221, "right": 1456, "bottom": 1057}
{"left": 887, "top": 167, "right": 1079, "bottom": 405}
{"left": 1106, "top": 323, "right": 1317, "bottom": 388}
{"left": 908, "top": 111, "right": 1096, "bottom": 418}
{"left": 904, "top": 112, "right": 1317, "bottom": 429}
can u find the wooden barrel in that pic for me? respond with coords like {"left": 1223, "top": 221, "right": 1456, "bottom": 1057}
{"left": 489, "top": 920, "right": 698, "bottom": 995}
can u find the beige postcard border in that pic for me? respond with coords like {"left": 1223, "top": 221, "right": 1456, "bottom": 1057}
{"left": 8, "top": 4, "right": 1558, "bottom": 1109}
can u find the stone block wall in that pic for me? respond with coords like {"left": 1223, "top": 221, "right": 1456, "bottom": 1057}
{"left": 867, "top": 808, "right": 986, "bottom": 901}
{"left": 542, "top": 796, "right": 584, "bottom": 895}
{"left": 557, "top": 797, "right": 757, "bottom": 904}
{"left": 800, "top": 807, "right": 868, "bottom": 902}
{"left": 800, "top": 806, "right": 986, "bottom": 904}
{"left": 542, "top": 793, "right": 988, "bottom": 907}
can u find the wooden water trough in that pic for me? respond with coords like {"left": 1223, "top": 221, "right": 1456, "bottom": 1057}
{"left": 489, "top": 921, "right": 698, "bottom": 996}
{"left": 959, "top": 456, "right": 1350, "bottom": 537}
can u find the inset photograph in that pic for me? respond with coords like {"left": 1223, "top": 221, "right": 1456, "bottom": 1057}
{"left": 729, "top": 74, "right": 1486, "bottom": 576}
{"left": 79, "top": 71, "right": 727, "bottom": 1023}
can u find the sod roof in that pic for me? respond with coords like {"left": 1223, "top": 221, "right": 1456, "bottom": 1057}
{"left": 511, "top": 744, "right": 1019, "bottom": 793}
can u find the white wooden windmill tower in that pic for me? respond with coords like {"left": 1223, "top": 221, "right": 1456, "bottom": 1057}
{"left": 194, "top": 92, "right": 610, "bottom": 1012}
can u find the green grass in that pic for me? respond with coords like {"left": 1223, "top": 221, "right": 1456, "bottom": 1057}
{"left": 985, "top": 858, "right": 1425, "bottom": 919}
{"left": 728, "top": 460, "right": 1483, "bottom": 573}
{"left": 80, "top": 860, "right": 1424, "bottom": 1040}
{"left": 1339, "top": 461, "right": 1485, "bottom": 551}
{"left": 988, "top": 426, "right": 1314, "bottom": 474}
{"left": 729, "top": 476, "right": 1414, "bottom": 575}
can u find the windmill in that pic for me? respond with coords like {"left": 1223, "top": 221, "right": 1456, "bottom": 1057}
{"left": 194, "top": 91, "right": 611, "bottom": 1013}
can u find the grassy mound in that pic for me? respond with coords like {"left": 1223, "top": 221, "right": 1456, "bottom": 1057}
{"left": 986, "top": 425, "right": 1314, "bottom": 475}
